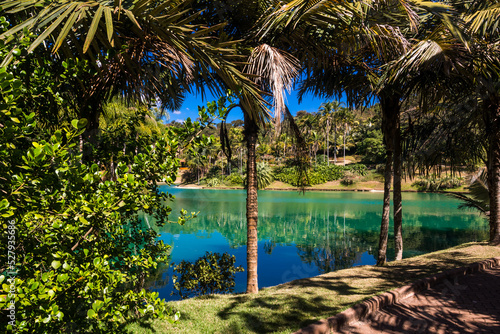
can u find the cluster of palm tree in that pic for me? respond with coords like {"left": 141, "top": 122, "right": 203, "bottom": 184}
{"left": 1, "top": 0, "right": 498, "bottom": 295}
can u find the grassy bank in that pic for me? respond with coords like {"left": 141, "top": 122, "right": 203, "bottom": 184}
{"left": 127, "top": 242, "right": 500, "bottom": 334}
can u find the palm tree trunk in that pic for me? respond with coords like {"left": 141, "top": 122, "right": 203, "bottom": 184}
{"left": 326, "top": 119, "right": 330, "bottom": 166}
{"left": 377, "top": 94, "right": 400, "bottom": 266}
{"left": 245, "top": 115, "right": 259, "bottom": 293}
{"left": 488, "top": 102, "right": 500, "bottom": 245}
{"left": 343, "top": 125, "right": 346, "bottom": 166}
{"left": 334, "top": 124, "right": 337, "bottom": 163}
{"left": 377, "top": 149, "right": 393, "bottom": 266}
{"left": 393, "top": 113, "right": 403, "bottom": 260}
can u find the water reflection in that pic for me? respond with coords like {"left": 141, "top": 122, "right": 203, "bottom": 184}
{"left": 147, "top": 188, "right": 488, "bottom": 300}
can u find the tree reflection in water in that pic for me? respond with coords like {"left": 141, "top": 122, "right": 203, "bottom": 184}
{"left": 143, "top": 188, "right": 488, "bottom": 297}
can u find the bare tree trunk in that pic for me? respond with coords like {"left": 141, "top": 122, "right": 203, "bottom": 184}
{"left": 488, "top": 102, "right": 500, "bottom": 244}
{"left": 393, "top": 113, "right": 403, "bottom": 260}
{"left": 245, "top": 115, "right": 259, "bottom": 293}
{"left": 377, "top": 149, "right": 393, "bottom": 266}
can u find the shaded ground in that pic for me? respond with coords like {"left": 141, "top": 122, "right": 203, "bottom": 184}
{"left": 127, "top": 242, "right": 500, "bottom": 334}
{"left": 339, "top": 266, "right": 500, "bottom": 333}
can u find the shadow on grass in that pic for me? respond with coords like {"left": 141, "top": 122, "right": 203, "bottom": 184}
{"left": 127, "top": 318, "right": 158, "bottom": 334}
{"left": 212, "top": 248, "right": 486, "bottom": 333}
{"left": 215, "top": 294, "right": 350, "bottom": 333}
{"left": 340, "top": 269, "right": 500, "bottom": 333}
{"left": 154, "top": 244, "right": 497, "bottom": 334}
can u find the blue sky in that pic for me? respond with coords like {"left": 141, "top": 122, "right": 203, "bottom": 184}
{"left": 168, "top": 89, "right": 343, "bottom": 123}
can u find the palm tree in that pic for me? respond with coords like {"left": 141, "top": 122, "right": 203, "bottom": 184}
{"left": 319, "top": 101, "right": 344, "bottom": 165}
{"left": 386, "top": 0, "right": 500, "bottom": 243}
{"left": 259, "top": 0, "right": 462, "bottom": 265}
{"left": 462, "top": 1, "right": 500, "bottom": 244}
{"left": 242, "top": 44, "right": 299, "bottom": 293}
{"left": 337, "top": 107, "right": 355, "bottom": 165}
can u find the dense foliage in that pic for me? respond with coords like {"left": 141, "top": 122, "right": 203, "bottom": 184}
{"left": 274, "top": 164, "right": 367, "bottom": 187}
{"left": 0, "top": 62, "right": 200, "bottom": 332}
{"left": 412, "top": 175, "right": 463, "bottom": 192}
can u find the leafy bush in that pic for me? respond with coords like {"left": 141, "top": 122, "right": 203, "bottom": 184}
{"left": 315, "top": 154, "right": 329, "bottom": 166}
{"left": 225, "top": 173, "right": 244, "bottom": 186}
{"left": 0, "top": 61, "right": 201, "bottom": 332}
{"left": 182, "top": 167, "right": 201, "bottom": 184}
{"left": 346, "top": 164, "right": 368, "bottom": 176}
{"left": 205, "top": 177, "right": 222, "bottom": 187}
{"left": 340, "top": 171, "right": 356, "bottom": 186}
{"left": 256, "top": 162, "right": 274, "bottom": 189}
{"left": 274, "top": 164, "right": 366, "bottom": 186}
{"left": 357, "top": 132, "right": 386, "bottom": 164}
{"left": 172, "top": 252, "right": 244, "bottom": 300}
{"left": 243, "top": 162, "right": 274, "bottom": 189}
{"left": 341, "top": 177, "right": 355, "bottom": 186}
{"left": 412, "top": 175, "right": 463, "bottom": 192}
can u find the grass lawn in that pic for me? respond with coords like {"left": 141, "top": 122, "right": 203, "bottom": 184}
{"left": 127, "top": 242, "right": 500, "bottom": 334}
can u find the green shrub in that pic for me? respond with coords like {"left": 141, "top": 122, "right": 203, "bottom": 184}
{"left": 0, "top": 61, "right": 203, "bottom": 332}
{"left": 340, "top": 171, "right": 356, "bottom": 186}
{"left": 341, "top": 177, "right": 355, "bottom": 186}
{"left": 315, "top": 154, "right": 329, "bottom": 166}
{"left": 256, "top": 162, "right": 274, "bottom": 189}
{"left": 244, "top": 162, "right": 274, "bottom": 189}
{"left": 205, "top": 177, "right": 222, "bottom": 187}
{"left": 346, "top": 164, "right": 368, "bottom": 176}
{"left": 412, "top": 175, "right": 463, "bottom": 192}
{"left": 225, "top": 173, "right": 244, "bottom": 186}
{"left": 274, "top": 164, "right": 365, "bottom": 187}
{"left": 375, "top": 164, "right": 386, "bottom": 174}
{"left": 172, "top": 252, "right": 244, "bottom": 300}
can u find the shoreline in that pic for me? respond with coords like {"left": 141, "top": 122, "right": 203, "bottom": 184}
{"left": 168, "top": 183, "right": 468, "bottom": 194}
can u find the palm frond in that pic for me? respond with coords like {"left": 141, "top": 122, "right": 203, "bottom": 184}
{"left": 245, "top": 44, "right": 300, "bottom": 128}
{"left": 449, "top": 169, "right": 489, "bottom": 216}
{"left": 0, "top": 0, "right": 267, "bottom": 120}
{"left": 463, "top": 3, "right": 500, "bottom": 36}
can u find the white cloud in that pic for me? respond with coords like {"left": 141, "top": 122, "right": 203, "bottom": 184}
{"left": 173, "top": 110, "right": 181, "bottom": 114}
{"left": 185, "top": 107, "right": 190, "bottom": 111}
{"left": 175, "top": 119, "right": 185, "bottom": 123}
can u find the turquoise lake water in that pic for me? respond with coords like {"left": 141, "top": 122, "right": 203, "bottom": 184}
{"left": 148, "top": 187, "right": 487, "bottom": 300}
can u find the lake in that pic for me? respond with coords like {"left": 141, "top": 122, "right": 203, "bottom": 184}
{"left": 148, "top": 187, "right": 487, "bottom": 300}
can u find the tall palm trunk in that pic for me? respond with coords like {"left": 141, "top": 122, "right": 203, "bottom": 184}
{"left": 333, "top": 123, "right": 337, "bottom": 163}
{"left": 245, "top": 115, "right": 259, "bottom": 293}
{"left": 326, "top": 119, "right": 330, "bottom": 166}
{"left": 488, "top": 101, "right": 500, "bottom": 245}
{"left": 377, "top": 94, "right": 401, "bottom": 265}
{"left": 343, "top": 125, "right": 346, "bottom": 166}
{"left": 377, "top": 149, "right": 393, "bottom": 266}
{"left": 393, "top": 112, "right": 403, "bottom": 260}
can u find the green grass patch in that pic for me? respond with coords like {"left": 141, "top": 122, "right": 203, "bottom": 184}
{"left": 126, "top": 242, "right": 500, "bottom": 334}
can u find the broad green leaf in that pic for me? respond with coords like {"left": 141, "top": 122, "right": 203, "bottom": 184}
{"left": 87, "top": 309, "right": 96, "bottom": 318}
{"left": 51, "top": 260, "right": 61, "bottom": 270}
